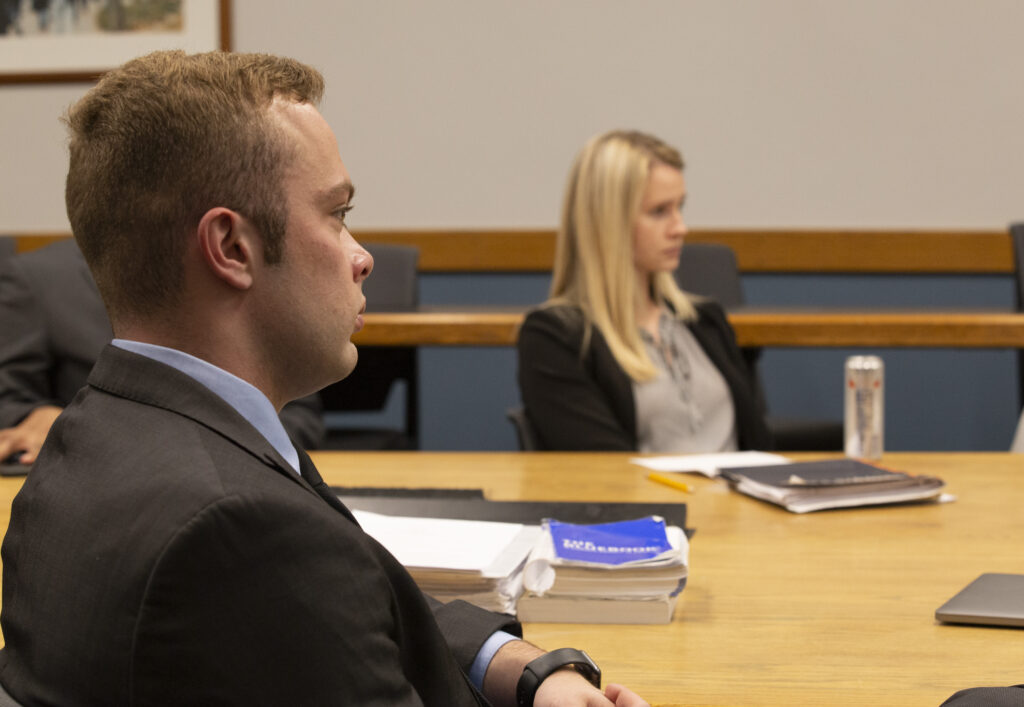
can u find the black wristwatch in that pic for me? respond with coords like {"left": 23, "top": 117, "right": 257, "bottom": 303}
{"left": 516, "top": 647, "right": 601, "bottom": 707}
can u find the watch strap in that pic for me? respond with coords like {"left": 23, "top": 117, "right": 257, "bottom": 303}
{"left": 516, "top": 647, "right": 601, "bottom": 707}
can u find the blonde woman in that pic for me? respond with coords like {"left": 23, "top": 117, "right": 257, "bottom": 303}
{"left": 516, "top": 130, "right": 772, "bottom": 452}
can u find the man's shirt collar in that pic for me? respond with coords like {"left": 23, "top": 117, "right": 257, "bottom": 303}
{"left": 112, "top": 339, "right": 300, "bottom": 475}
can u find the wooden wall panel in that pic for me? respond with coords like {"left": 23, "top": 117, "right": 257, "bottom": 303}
{"left": 4, "top": 229, "right": 1013, "bottom": 274}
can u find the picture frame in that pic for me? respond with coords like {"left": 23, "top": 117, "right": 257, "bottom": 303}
{"left": 0, "top": 0, "right": 231, "bottom": 84}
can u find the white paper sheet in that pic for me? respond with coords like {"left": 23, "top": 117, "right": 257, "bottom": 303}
{"left": 629, "top": 451, "right": 791, "bottom": 477}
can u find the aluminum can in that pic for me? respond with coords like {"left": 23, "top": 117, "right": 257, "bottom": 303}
{"left": 844, "top": 355, "right": 884, "bottom": 460}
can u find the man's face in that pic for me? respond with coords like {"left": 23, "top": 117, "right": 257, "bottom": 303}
{"left": 632, "top": 162, "right": 688, "bottom": 286}
{"left": 256, "top": 99, "right": 373, "bottom": 403}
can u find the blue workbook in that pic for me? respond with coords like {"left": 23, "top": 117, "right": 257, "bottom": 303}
{"left": 545, "top": 517, "right": 672, "bottom": 567}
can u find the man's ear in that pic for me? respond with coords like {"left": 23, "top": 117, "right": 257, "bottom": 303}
{"left": 196, "top": 207, "right": 257, "bottom": 290}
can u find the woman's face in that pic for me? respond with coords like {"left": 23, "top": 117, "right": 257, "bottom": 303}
{"left": 632, "top": 162, "right": 687, "bottom": 284}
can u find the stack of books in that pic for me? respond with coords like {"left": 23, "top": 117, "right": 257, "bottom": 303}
{"left": 352, "top": 510, "right": 539, "bottom": 614}
{"left": 720, "top": 458, "right": 947, "bottom": 513}
{"left": 517, "top": 516, "right": 688, "bottom": 624}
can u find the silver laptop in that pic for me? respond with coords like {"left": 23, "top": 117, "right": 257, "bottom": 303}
{"left": 935, "top": 573, "right": 1024, "bottom": 628}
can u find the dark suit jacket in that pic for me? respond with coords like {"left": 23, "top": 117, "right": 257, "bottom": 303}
{"left": 517, "top": 300, "right": 772, "bottom": 451}
{"left": 0, "top": 239, "right": 324, "bottom": 449}
{"left": 0, "top": 346, "right": 517, "bottom": 705}
{"left": 941, "top": 685, "right": 1024, "bottom": 706}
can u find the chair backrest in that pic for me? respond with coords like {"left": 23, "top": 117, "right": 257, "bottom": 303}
{"left": 1010, "top": 222, "right": 1024, "bottom": 413}
{"left": 0, "top": 237, "right": 15, "bottom": 264}
{"left": 506, "top": 406, "right": 540, "bottom": 451}
{"left": 1012, "top": 223, "right": 1024, "bottom": 305}
{"left": 361, "top": 243, "right": 419, "bottom": 312}
{"left": 318, "top": 243, "right": 420, "bottom": 448}
{"left": 674, "top": 242, "right": 745, "bottom": 310}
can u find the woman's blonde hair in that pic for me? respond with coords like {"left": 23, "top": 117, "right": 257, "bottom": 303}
{"left": 549, "top": 129, "right": 695, "bottom": 381}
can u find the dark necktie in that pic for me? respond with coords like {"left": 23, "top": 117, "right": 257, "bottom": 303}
{"left": 296, "top": 448, "right": 359, "bottom": 525}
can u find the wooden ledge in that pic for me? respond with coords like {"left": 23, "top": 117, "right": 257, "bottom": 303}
{"left": 353, "top": 308, "right": 1024, "bottom": 348}
{"left": 4, "top": 228, "right": 1014, "bottom": 274}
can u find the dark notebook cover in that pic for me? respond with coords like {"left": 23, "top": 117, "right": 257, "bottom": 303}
{"left": 332, "top": 486, "right": 688, "bottom": 532}
{"left": 720, "top": 458, "right": 905, "bottom": 487}
{"left": 719, "top": 459, "right": 945, "bottom": 513}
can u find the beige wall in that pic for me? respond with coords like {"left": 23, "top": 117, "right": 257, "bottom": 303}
{"left": 2, "top": 0, "right": 1022, "bottom": 232}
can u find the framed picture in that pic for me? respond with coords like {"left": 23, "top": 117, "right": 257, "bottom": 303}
{"left": 0, "top": 0, "right": 231, "bottom": 84}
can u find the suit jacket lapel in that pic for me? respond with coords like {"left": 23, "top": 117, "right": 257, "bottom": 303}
{"left": 88, "top": 345, "right": 321, "bottom": 501}
{"left": 91, "top": 346, "right": 364, "bottom": 525}
{"left": 296, "top": 448, "right": 359, "bottom": 524}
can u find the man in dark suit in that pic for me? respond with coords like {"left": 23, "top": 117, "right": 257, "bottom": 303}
{"left": 0, "top": 238, "right": 325, "bottom": 464}
{"left": 0, "top": 51, "right": 647, "bottom": 706}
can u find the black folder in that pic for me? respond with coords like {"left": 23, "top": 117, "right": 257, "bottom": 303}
{"left": 332, "top": 486, "right": 688, "bottom": 531}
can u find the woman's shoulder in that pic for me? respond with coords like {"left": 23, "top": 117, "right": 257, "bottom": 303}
{"left": 686, "top": 296, "right": 728, "bottom": 322}
{"left": 518, "top": 303, "right": 593, "bottom": 353}
{"left": 522, "top": 302, "right": 587, "bottom": 333}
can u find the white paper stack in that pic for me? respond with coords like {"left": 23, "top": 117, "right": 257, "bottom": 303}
{"left": 353, "top": 510, "right": 539, "bottom": 614}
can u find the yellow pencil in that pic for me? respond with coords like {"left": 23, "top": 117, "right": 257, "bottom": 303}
{"left": 646, "top": 471, "right": 693, "bottom": 494}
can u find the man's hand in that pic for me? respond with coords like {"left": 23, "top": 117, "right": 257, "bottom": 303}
{"left": 0, "top": 405, "right": 62, "bottom": 464}
{"left": 602, "top": 683, "right": 651, "bottom": 706}
{"left": 482, "top": 640, "right": 650, "bottom": 707}
{"left": 535, "top": 670, "right": 650, "bottom": 706}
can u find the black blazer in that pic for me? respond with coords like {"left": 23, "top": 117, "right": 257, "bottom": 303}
{"left": 0, "top": 239, "right": 324, "bottom": 449}
{"left": 517, "top": 300, "right": 772, "bottom": 451}
{"left": 0, "top": 346, "right": 517, "bottom": 705}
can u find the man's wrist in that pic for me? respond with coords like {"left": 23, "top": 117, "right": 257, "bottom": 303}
{"left": 470, "top": 631, "right": 519, "bottom": 689}
{"left": 515, "top": 648, "right": 601, "bottom": 707}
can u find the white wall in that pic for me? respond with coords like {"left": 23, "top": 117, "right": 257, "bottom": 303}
{"left": 2, "top": 0, "right": 1023, "bottom": 232}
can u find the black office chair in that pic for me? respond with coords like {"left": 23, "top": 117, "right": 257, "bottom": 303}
{"left": 1010, "top": 222, "right": 1024, "bottom": 414}
{"left": 506, "top": 406, "right": 540, "bottom": 451}
{"left": 675, "top": 242, "right": 844, "bottom": 451}
{"left": 675, "top": 242, "right": 745, "bottom": 310}
{"left": 0, "top": 237, "right": 15, "bottom": 263}
{"left": 319, "top": 243, "right": 420, "bottom": 450}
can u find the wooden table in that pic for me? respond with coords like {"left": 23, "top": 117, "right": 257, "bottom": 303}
{"left": 353, "top": 308, "right": 1024, "bottom": 348}
{"left": 0, "top": 452, "right": 1021, "bottom": 705}
{"left": 307, "top": 451, "right": 1024, "bottom": 706}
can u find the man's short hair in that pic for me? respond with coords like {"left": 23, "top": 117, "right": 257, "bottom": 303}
{"left": 63, "top": 50, "right": 324, "bottom": 323}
